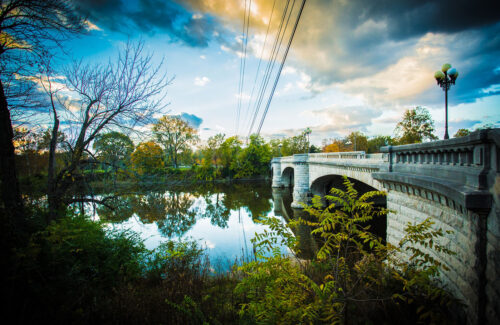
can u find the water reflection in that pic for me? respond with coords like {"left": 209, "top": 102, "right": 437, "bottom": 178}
{"left": 93, "top": 182, "right": 279, "bottom": 263}
{"left": 272, "top": 187, "right": 318, "bottom": 260}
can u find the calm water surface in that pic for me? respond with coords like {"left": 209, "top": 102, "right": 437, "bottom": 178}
{"left": 90, "top": 181, "right": 302, "bottom": 265}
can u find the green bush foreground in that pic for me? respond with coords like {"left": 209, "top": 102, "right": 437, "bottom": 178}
{"left": 3, "top": 177, "right": 464, "bottom": 324}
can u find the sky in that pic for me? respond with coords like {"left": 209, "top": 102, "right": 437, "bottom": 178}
{"left": 53, "top": 0, "right": 500, "bottom": 144}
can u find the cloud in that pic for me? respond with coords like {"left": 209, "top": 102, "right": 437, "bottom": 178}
{"left": 448, "top": 118, "right": 482, "bottom": 130}
{"left": 74, "top": 0, "right": 500, "bottom": 108}
{"left": 307, "top": 105, "right": 383, "bottom": 134}
{"left": 202, "top": 240, "right": 215, "bottom": 249}
{"left": 268, "top": 105, "right": 383, "bottom": 141}
{"left": 194, "top": 76, "right": 210, "bottom": 86}
{"left": 74, "top": 0, "right": 225, "bottom": 47}
{"left": 84, "top": 20, "right": 102, "bottom": 31}
{"left": 186, "top": 0, "right": 500, "bottom": 107}
{"left": 176, "top": 112, "right": 203, "bottom": 128}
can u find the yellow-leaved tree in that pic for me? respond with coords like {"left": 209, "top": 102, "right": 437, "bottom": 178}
{"left": 130, "top": 141, "right": 164, "bottom": 176}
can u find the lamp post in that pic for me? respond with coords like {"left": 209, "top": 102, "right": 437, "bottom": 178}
{"left": 434, "top": 63, "right": 459, "bottom": 140}
{"left": 304, "top": 127, "right": 312, "bottom": 154}
{"left": 278, "top": 144, "right": 282, "bottom": 157}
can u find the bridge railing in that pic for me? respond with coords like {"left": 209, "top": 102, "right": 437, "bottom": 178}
{"left": 380, "top": 129, "right": 499, "bottom": 190}
{"left": 273, "top": 151, "right": 386, "bottom": 163}
{"left": 306, "top": 151, "right": 385, "bottom": 160}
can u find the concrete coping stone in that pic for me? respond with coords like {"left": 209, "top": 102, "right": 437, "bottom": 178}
{"left": 372, "top": 172, "right": 492, "bottom": 212}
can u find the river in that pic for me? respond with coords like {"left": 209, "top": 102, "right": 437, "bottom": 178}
{"left": 88, "top": 181, "right": 309, "bottom": 267}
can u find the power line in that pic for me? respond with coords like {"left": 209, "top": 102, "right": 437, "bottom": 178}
{"left": 235, "top": 0, "right": 247, "bottom": 134}
{"left": 235, "top": 0, "right": 252, "bottom": 135}
{"left": 246, "top": 0, "right": 293, "bottom": 139}
{"left": 247, "top": 0, "right": 292, "bottom": 138}
{"left": 243, "top": 0, "right": 277, "bottom": 126}
{"left": 256, "top": 0, "right": 307, "bottom": 135}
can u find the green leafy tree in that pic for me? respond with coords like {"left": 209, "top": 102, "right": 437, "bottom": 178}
{"left": 205, "top": 133, "right": 225, "bottom": 167}
{"left": 153, "top": 115, "right": 199, "bottom": 168}
{"left": 367, "top": 135, "right": 395, "bottom": 153}
{"left": 281, "top": 133, "right": 308, "bottom": 156}
{"left": 219, "top": 135, "right": 242, "bottom": 177}
{"left": 395, "top": 106, "right": 438, "bottom": 144}
{"left": 130, "top": 141, "right": 164, "bottom": 176}
{"left": 194, "top": 157, "right": 219, "bottom": 181}
{"left": 232, "top": 134, "right": 271, "bottom": 178}
{"left": 346, "top": 131, "right": 368, "bottom": 152}
{"left": 309, "top": 144, "right": 321, "bottom": 153}
{"left": 93, "top": 131, "right": 134, "bottom": 175}
{"left": 37, "top": 129, "right": 67, "bottom": 152}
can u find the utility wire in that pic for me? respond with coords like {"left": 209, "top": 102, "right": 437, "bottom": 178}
{"left": 247, "top": 0, "right": 292, "bottom": 139}
{"left": 236, "top": 0, "right": 252, "bottom": 135}
{"left": 247, "top": 0, "right": 291, "bottom": 138}
{"left": 236, "top": 0, "right": 247, "bottom": 134}
{"left": 243, "top": 0, "right": 277, "bottom": 127}
{"left": 257, "top": 0, "right": 307, "bottom": 135}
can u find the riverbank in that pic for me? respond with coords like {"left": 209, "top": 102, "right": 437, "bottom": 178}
{"left": 19, "top": 170, "right": 271, "bottom": 197}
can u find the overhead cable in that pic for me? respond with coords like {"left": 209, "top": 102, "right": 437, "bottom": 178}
{"left": 243, "top": 0, "right": 277, "bottom": 127}
{"left": 247, "top": 0, "right": 293, "bottom": 139}
{"left": 235, "top": 0, "right": 252, "bottom": 134}
{"left": 256, "top": 0, "right": 307, "bottom": 135}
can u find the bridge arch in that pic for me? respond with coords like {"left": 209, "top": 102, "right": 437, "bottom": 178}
{"left": 308, "top": 163, "right": 384, "bottom": 192}
{"left": 281, "top": 167, "right": 294, "bottom": 188}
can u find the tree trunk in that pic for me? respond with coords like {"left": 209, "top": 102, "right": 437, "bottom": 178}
{"left": 0, "top": 79, "right": 25, "bottom": 238}
{"left": 47, "top": 114, "right": 59, "bottom": 221}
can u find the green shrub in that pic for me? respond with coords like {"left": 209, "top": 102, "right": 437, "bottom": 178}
{"left": 239, "top": 176, "right": 462, "bottom": 324}
{"left": 10, "top": 215, "right": 145, "bottom": 323}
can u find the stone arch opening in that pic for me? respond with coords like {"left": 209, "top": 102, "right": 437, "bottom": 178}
{"left": 310, "top": 174, "right": 387, "bottom": 242}
{"left": 281, "top": 167, "right": 294, "bottom": 188}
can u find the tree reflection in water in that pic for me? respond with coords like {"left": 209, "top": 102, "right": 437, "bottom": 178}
{"left": 94, "top": 181, "right": 274, "bottom": 240}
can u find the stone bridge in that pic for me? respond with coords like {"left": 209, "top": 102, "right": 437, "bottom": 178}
{"left": 270, "top": 129, "right": 499, "bottom": 325}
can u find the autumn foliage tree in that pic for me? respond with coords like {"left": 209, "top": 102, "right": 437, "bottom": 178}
{"left": 130, "top": 141, "right": 164, "bottom": 176}
{"left": 454, "top": 128, "right": 471, "bottom": 138}
{"left": 323, "top": 139, "right": 350, "bottom": 152}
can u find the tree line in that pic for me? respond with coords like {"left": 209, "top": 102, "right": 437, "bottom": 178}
{"left": 13, "top": 104, "right": 485, "bottom": 189}
{"left": 13, "top": 113, "right": 319, "bottom": 183}
{"left": 321, "top": 106, "right": 477, "bottom": 153}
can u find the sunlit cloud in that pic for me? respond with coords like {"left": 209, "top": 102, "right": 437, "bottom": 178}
{"left": 194, "top": 76, "right": 210, "bottom": 86}
{"left": 84, "top": 20, "right": 102, "bottom": 31}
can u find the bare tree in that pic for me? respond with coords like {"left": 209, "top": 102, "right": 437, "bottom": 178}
{"left": 0, "top": 0, "right": 84, "bottom": 225}
{"left": 44, "top": 41, "right": 171, "bottom": 219}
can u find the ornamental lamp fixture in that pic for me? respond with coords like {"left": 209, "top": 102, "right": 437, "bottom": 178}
{"left": 434, "top": 63, "right": 459, "bottom": 139}
{"left": 304, "top": 127, "right": 312, "bottom": 154}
